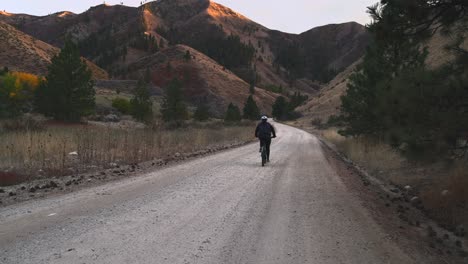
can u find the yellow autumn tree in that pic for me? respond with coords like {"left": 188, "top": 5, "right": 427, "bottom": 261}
{"left": 0, "top": 71, "right": 41, "bottom": 118}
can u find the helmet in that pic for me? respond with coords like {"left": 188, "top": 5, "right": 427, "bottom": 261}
{"left": 261, "top": 116, "right": 268, "bottom": 120}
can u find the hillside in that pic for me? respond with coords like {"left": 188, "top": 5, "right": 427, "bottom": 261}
{"left": 298, "top": 28, "right": 468, "bottom": 125}
{"left": 0, "top": 0, "right": 369, "bottom": 92}
{"left": 127, "top": 44, "right": 278, "bottom": 117}
{"left": 0, "top": 21, "right": 108, "bottom": 79}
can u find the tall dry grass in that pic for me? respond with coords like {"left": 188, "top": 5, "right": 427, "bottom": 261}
{"left": 0, "top": 124, "right": 253, "bottom": 184}
{"left": 420, "top": 162, "right": 468, "bottom": 227}
{"left": 321, "top": 127, "right": 468, "bottom": 227}
{"left": 321, "top": 128, "right": 404, "bottom": 174}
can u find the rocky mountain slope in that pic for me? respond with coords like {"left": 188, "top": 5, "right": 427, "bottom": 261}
{"left": 0, "top": 21, "right": 108, "bottom": 79}
{"left": 127, "top": 44, "right": 277, "bottom": 117}
{"left": 0, "top": 0, "right": 370, "bottom": 91}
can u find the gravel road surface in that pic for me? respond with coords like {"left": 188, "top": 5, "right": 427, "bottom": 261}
{"left": 0, "top": 123, "right": 424, "bottom": 263}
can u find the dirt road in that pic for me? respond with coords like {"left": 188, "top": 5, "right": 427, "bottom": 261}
{"left": 0, "top": 123, "right": 430, "bottom": 263}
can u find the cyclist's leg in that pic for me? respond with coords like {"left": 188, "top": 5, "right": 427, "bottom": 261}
{"left": 265, "top": 138, "right": 272, "bottom": 161}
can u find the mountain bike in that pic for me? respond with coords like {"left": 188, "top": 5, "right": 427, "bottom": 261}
{"left": 260, "top": 136, "right": 275, "bottom": 167}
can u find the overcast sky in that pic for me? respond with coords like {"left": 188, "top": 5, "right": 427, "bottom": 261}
{"left": 1, "top": 0, "right": 377, "bottom": 33}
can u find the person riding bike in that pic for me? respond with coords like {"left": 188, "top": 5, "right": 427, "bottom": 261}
{"left": 255, "top": 116, "right": 276, "bottom": 162}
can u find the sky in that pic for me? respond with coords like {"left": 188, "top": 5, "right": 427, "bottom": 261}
{"left": 1, "top": 0, "right": 377, "bottom": 33}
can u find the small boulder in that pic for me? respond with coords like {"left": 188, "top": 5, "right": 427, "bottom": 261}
{"left": 441, "top": 190, "right": 450, "bottom": 196}
{"left": 104, "top": 114, "right": 120, "bottom": 123}
{"left": 49, "top": 181, "right": 58, "bottom": 188}
{"left": 410, "top": 196, "right": 421, "bottom": 205}
{"left": 68, "top": 151, "right": 78, "bottom": 156}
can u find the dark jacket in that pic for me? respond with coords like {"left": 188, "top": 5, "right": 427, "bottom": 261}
{"left": 255, "top": 121, "right": 276, "bottom": 139}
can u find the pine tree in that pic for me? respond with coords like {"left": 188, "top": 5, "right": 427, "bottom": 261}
{"left": 272, "top": 96, "right": 288, "bottom": 120}
{"left": 160, "top": 78, "right": 188, "bottom": 121}
{"left": 130, "top": 78, "right": 153, "bottom": 122}
{"left": 339, "top": 0, "right": 468, "bottom": 158}
{"left": 249, "top": 81, "right": 255, "bottom": 95}
{"left": 242, "top": 95, "right": 260, "bottom": 120}
{"left": 193, "top": 104, "right": 210, "bottom": 122}
{"left": 224, "top": 103, "right": 241, "bottom": 122}
{"left": 35, "top": 39, "right": 95, "bottom": 122}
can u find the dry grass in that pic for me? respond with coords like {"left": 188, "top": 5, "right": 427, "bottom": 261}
{"left": 0, "top": 123, "right": 253, "bottom": 185}
{"left": 420, "top": 162, "right": 468, "bottom": 227}
{"left": 321, "top": 128, "right": 404, "bottom": 174}
{"left": 321, "top": 127, "right": 468, "bottom": 227}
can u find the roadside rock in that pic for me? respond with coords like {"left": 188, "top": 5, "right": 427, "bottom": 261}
{"left": 104, "top": 114, "right": 120, "bottom": 123}
{"left": 49, "top": 181, "right": 58, "bottom": 188}
{"left": 410, "top": 196, "right": 421, "bottom": 206}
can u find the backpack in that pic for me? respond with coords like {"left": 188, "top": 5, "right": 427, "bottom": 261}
{"left": 257, "top": 122, "right": 273, "bottom": 139}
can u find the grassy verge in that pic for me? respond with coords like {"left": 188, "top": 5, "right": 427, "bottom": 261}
{"left": 319, "top": 127, "right": 468, "bottom": 229}
{"left": 0, "top": 121, "right": 254, "bottom": 186}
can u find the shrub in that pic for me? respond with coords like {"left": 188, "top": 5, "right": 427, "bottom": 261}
{"left": 112, "top": 98, "right": 131, "bottom": 115}
{"left": 0, "top": 114, "right": 46, "bottom": 132}
{"left": 131, "top": 79, "right": 153, "bottom": 122}
{"left": 0, "top": 72, "right": 40, "bottom": 118}
{"left": 311, "top": 118, "right": 323, "bottom": 128}
{"left": 225, "top": 103, "right": 242, "bottom": 122}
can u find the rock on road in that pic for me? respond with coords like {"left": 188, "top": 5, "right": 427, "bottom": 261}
{"left": 1, "top": 123, "right": 422, "bottom": 263}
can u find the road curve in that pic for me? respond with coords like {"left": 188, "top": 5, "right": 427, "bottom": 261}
{"left": 1, "top": 123, "right": 417, "bottom": 264}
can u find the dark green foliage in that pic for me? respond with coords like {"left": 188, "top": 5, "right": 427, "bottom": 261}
{"left": 78, "top": 28, "right": 128, "bottom": 69}
{"left": 159, "top": 38, "right": 165, "bottom": 49}
{"left": 130, "top": 79, "right": 153, "bottom": 122}
{"left": 327, "top": 115, "right": 343, "bottom": 127}
{"left": 130, "top": 32, "right": 159, "bottom": 53}
{"left": 265, "top": 84, "right": 283, "bottom": 93}
{"left": 273, "top": 41, "right": 340, "bottom": 83}
{"left": 311, "top": 118, "right": 323, "bottom": 128}
{"left": 0, "top": 74, "right": 22, "bottom": 118}
{"left": 112, "top": 97, "right": 131, "bottom": 115}
{"left": 0, "top": 66, "right": 8, "bottom": 76}
{"left": 272, "top": 96, "right": 289, "bottom": 120}
{"left": 271, "top": 94, "right": 306, "bottom": 121}
{"left": 224, "top": 103, "right": 242, "bottom": 122}
{"left": 193, "top": 104, "right": 211, "bottom": 122}
{"left": 35, "top": 40, "right": 95, "bottom": 122}
{"left": 340, "top": 0, "right": 468, "bottom": 158}
{"left": 288, "top": 92, "right": 308, "bottom": 109}
{"left": 168, "top": 25, "right": 255, "bottom": 69}
{"left": 249, "top": 81, "right": 255, "bottom": 95}
{"left": 160, "top": 78, "right": 188, "bottom": 122}
{"left": 242, "top": 95, "right": 260, "bottom": 120}
{"left": 184, "top": 50, "right": 192, "bottom": 61}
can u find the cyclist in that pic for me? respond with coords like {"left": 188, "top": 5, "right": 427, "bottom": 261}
{"left": 255, "top": 116, "right": 276, "bottom": 162}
